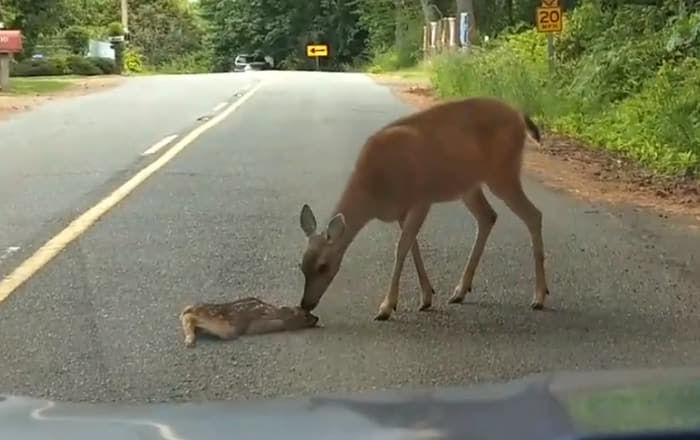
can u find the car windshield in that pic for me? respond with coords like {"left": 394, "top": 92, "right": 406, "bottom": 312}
{"left": 0, "top": 0, "right": 699, "bottom": 439}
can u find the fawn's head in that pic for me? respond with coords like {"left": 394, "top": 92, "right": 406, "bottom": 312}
{"left": 298, "top": 204, "right": 346, "bottom": 311}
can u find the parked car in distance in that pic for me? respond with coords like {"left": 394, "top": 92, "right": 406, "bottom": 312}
{"left": 232, "top": 54, "right": 272, "bottom": 72}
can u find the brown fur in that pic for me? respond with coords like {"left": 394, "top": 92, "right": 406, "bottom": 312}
{"left": 298, "top": 96, "right": 551, "bottom": 320}
{"left": 179, "top": 297, "right": 319, "bottom": 347}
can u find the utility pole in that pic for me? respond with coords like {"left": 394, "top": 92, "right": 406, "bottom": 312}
{"left": 121, "top": 0, "right": 129, "bottom": 34}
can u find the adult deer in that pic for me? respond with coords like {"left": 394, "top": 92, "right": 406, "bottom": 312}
{"left": 298, "top": 97, "right": 550, "bottom": 321}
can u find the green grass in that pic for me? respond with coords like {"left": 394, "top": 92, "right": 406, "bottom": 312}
{"left": 4, "top": 76, "right": 79, "bottom": 95}
{"left": 365, "top": 59, "right": 431, "bottom": 83}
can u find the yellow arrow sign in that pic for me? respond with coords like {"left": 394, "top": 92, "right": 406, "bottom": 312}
{"left": 306, "top": 44, "right": 328, "bottom": 57}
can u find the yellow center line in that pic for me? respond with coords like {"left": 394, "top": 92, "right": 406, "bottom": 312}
{"left": 0, "top": 80, "right": 267, "bottom": 304}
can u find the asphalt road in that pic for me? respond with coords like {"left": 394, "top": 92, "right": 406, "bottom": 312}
{"left": 0, "top": 72, "right": 258, "bottom": 267}
{"left": 0, "top": 71, "right": 698, "bottom": 404}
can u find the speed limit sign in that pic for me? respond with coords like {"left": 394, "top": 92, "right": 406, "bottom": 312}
{"left": 536, "top": 7, "right": 563, "bottom": 33}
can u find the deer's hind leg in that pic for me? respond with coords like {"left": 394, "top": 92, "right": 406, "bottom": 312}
{"left": 449, "top": 186, "right": 498, "bottom": 304}
{"left": 398, "top": 213, "right": 436, "bottom": 312}
{"left": 487, "top": 176, "right": 550, "bottom": 310}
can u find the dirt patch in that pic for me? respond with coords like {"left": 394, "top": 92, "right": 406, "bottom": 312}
{"left": 0, "top": 75, "right": 125, "bottom": 121}
{"left": 372, "top": 75, "right": 700, "bottom": 224}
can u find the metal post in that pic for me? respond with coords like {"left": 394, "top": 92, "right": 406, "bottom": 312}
{"left": 315, "top": 55, "right": 319, "bottom": 71}
{"left": 547, "top": 34, "right": 554, "bottom": 72}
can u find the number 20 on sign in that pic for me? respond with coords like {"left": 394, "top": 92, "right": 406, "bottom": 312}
{"left": 536, "top": 7, "right": 563, "bottom": 33}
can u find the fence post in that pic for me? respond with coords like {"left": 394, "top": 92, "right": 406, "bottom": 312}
{"left": 429, "top": 21, "right": 438, "bottom": 55}
{"left": 447, "top": 17, "right": 457, "bottom": 49}
{"left": 422, "top": 24, "right": 429, "bottom": 59}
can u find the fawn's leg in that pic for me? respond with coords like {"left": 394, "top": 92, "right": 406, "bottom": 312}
{"left": 181, "top": 313, "right": 198, "bottom": 347}
{"left": 182, "top": 315, "right": 246, "bottom": 347}
{"left": 449, "top": 187, "right": 498, "bottom": 304}
{"left": 376, "top": 205, "right": 430, "bottom": 321}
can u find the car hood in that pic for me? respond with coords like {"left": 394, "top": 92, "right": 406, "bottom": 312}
{"left": 2, "top": 367, "right": 700, "bottom": 440}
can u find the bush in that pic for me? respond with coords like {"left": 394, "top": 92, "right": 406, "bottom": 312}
{"left": 124, "top": 47, "right": 146, "bottom": 73}
{"left": 429, "top": 3, "right": 700, "bottom": 177}
{"left": 367, "top": 47, "right": 417, "bottom": 73}
{"left": 66, "top": 55, "right": 102, "bottom": 75}
{"left": 9, "top": 56, "right": 115, "bottom": 78}
{"left": 10, "top": 58, "right": 67, "bottom": 77}
{"left": 107, "top": 22, "right": 125, "bottom": 37}
{"left": 87, "top": 57, "right": 116, "bottom": 74}
{"left": 430, "top": 29, "right": 558, "bottom": 120}
{"left": 155, "top": 50, "right": 213, "bottom": 74}
{"left": 64, "top": 25, "right": 91, "bottom": 55}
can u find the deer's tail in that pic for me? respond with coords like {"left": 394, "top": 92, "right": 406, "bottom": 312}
{"left": 523, "top": 113, "right": 541, "bottom": 143}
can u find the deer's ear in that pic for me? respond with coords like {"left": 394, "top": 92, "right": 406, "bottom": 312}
{"left": 300, "top": 204, "right": 317, "bottom": 237}
{"left": 325, "top": 213, "right": 346, "bottom": 244}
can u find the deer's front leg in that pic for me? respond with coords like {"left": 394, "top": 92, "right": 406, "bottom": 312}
{"left": 376, "top": 205, "right": 430, "bottom": 321}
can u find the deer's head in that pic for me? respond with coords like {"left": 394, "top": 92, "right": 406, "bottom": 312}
{"left": 298, "top": 204, "right": 346, "bottom": 311}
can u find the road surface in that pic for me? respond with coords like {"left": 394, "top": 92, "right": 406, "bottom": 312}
{"left": 0, "top": 71, "right": 698, "bottom": 404}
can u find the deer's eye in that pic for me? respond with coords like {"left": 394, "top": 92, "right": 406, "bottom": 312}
{"left": 317, "top": 263, "right": 329, "bottom": 274}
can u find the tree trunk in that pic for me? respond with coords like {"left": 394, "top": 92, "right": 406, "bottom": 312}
{"left": 506, "top": 0, "right": 514, "bottom": 26}
{"left": 455, "top": 0, "right": 477, "bottom": 44}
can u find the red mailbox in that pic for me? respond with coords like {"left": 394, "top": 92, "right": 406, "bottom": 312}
{"left": 0, "top": 30, "right": 23, "bottom": 53}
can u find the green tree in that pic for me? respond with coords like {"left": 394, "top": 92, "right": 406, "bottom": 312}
{"left": 200, "top": 0, "right": 366, "bottom": 71}
{"left": 2, "top": 0, "right": 70, "bottom": 58}
{"left": 128, "top": 0, "right": 207, "bottom": 67}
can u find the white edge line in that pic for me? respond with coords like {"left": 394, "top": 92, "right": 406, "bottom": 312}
{"left": 212, "top": 102, "right": 227, "bottom": 113}
{"left": 141, "top": 134, "right": 178, "bottom": 156}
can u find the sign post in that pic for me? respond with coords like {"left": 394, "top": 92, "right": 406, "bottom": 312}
{"left": 535, "top": 0, "right": 563, "bottom": 72}
{"left": 459, "top": 12, "right": 470, "bottom": 48}
{"left": 305, "top": 44, "right": 328, "bottom": 71}
{"left": 0, "top": 30, "right": 23, "bottom": 91}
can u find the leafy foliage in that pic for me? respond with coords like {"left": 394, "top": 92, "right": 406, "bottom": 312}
{"left": 430, "top": 1, "right": 700, "bottom": 176}
{"left": 199, "top": 0, "right": 368, "bottom": 71}
{"left": 64, "top": 25, "right": 91, "bottom": 55}
{"left": 9, "top": 56, "right": 112, "bottom": 77}
{"left": 128, "top": 0, "right": 206, "bottom": 68}
{"left": 66, "top": 55, "right": 103, "bottom": 75}
{"left": 123, "top": 47, "right": 147, "bottom": 73}
{"left": 10, "top": 58, "right": 67, "bottom": 77}
{"left": 87, "top": 56, "right": 117, "bottom": 74}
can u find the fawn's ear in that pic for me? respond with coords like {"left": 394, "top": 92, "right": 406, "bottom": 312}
{"left": 325, "top": 213, "right": 346, "bottom": 244}
{"left": 300, "top": 204, "right": 317, "bottom": 237}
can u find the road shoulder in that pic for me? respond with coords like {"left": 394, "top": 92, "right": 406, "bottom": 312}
{"left": 0, "top": 75, "right": 125, "bottom": 121}
{"left": 369, "top": 74, "right": 700, "bottom": 227}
